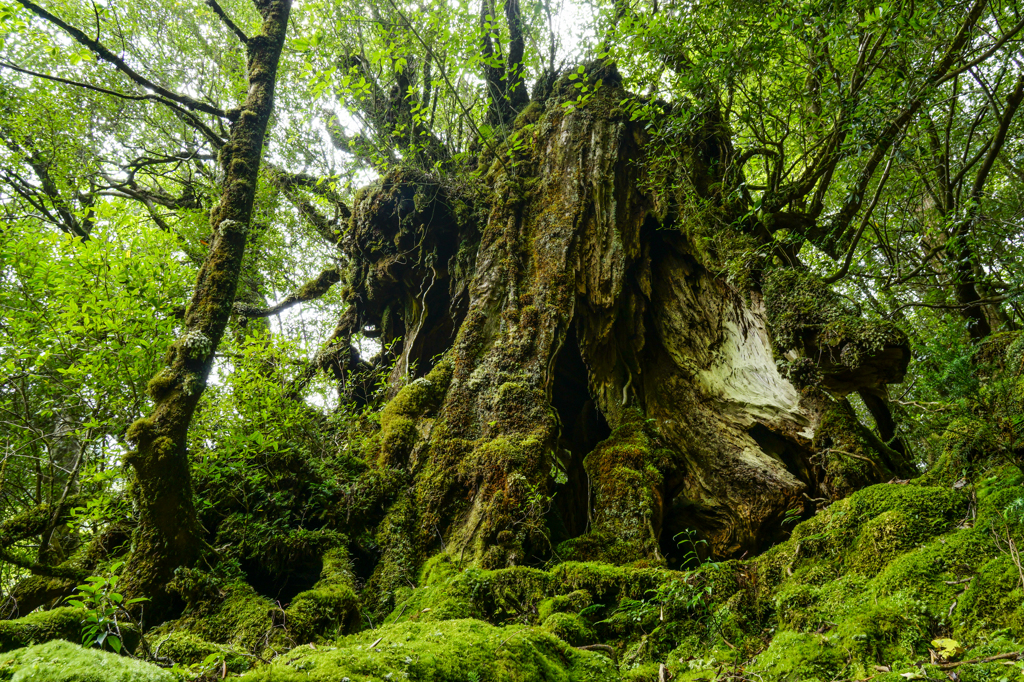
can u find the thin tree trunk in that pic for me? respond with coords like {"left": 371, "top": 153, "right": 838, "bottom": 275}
{"left": 122, "top": 0, "right": 293, "bottom": 620}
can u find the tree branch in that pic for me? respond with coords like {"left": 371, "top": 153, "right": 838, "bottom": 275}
{"left": 822, "top": 145, "right": 896, "bottom": 284}
{"left": 0, "top": 61, "right": 227, "bottom": 149}
{"left": 15, "top": 0, "right": 232, "bottom": 119}
{"left": 205, "top": 0, "right": 249, "bottom": 44}
{"left": 0, "top": 546, "right": 90, "bottom": 581}
{"left": 233, "top": 267, "right": 342, "bottom": 318}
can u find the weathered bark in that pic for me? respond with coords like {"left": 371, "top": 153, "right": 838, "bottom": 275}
{"left": 334, "top": 65, "right": 913, "bottom": 615}
{"left": 121, "top": 0, "right": 293, "bottom": 620}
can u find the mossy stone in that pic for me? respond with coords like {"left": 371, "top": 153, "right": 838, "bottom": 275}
{"left": 239, "top": 618, "right": 618, "bottom": 681}
{"left": 0, "top": 608, "right": 83, "bottom": 653}
{"left": 0, "top": 640, "right": 174, "bottom": 682}
{"left": 749, "top": 631, "right": 844, "bottom": 682}
{"left": 542, "top": 612, "right": 596, "bottom": 646}
{"left": 149, "top": 631, "right": 252, "bottom": 674}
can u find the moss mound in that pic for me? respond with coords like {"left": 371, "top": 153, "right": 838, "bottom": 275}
{"left": 239, "top": 618, "right": 618, "bottom": 681}
{"left": 356, "top": 472, "right": 1024, "bottom": 681}
{"left": 677, "top": 469, "right": 1024, "bottom": 680}
{"left": 150, "top": 630, "right": 255, "bottom": 674}
{"left": 0, "top": 640, "right": 173, "bottom": 682}
{"left": 0, "top": 608, "right": 83, "bottom": 653}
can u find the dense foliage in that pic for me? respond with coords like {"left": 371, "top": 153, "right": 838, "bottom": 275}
{"left": 1, "top": 0, "right": 1024, "bottom": 679}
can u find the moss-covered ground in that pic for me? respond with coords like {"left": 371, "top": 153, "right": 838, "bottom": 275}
{"left": 244, "top": 461, "right": 1024, "bottom": 680}
{"left": 239, "top": 619, "right": 618, "bottom": 682}
{"left": 4, "top": 468, "right": 1022, "bottom": 680}
{"left": 0, "top": 640, "right": 174, "bottom": 681}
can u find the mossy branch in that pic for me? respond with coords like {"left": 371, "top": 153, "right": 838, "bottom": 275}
{"left": 0, "top": 495, "right": 86, "bottom": 548}
{"left": 232, "top": 267, "right": 342, "bottom": 318}
{"left": 0, "top": 546, "right": 89, "bottom": 582}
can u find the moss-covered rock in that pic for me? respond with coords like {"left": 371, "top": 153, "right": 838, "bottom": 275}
{"left": 150, "top": 630, "right": 254, "bottom": 674}
{"left": 542, "top": 612, "right": 596, "bottom": 646}
{"left": 160, "top": 581, "right": 282, "bottom": 654}
{"left": 0, "top": 608, "right": 82, "bottom": 653}
{"left": 286, "top": 548, "right": 361, "bottom": 642}
{"left": 239, "top": 619, "right": 618, "bottom": 681}
{"left": 918, "top": 416, "right": 1000, "bottom": 487}
{"left": 0, "top": 640, "right": 173, "bottom": 682}
{"left": 537, "top": 590, "right": 592, "bottom": 622}
{"left": 748, "top": 631, "right": 844, "bottom": 682}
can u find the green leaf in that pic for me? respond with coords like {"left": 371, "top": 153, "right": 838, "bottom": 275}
{"left": 931, "top": 638, "right": 964, "bottom": 659}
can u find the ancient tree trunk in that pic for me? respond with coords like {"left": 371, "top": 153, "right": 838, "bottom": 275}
{"left": 338, "top": 65, "right": 914, "bottom": 615}
{"left": 122, "top": 0, "right": 293, "bottom": 619}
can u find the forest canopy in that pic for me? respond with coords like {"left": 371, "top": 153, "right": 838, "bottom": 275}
{"left": 1, "top": 0, "right": 1024, "bottom": 679}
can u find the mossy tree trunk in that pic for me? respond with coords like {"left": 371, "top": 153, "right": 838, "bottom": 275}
{"left": 332, "top": 64, "right": 917, "bottom": 617}
{"left": 121, "top": 0, "right": 293, "bottom": 620}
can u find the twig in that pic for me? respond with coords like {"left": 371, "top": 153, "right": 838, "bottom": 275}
{"left": 935, "top": 651, "right": 1021, "bottom": 670}
{"left": 387, "top": 600, "right": 410, "bottom": 625}
{"left": 1008, "top": 535, "right": 1024, "bottom": 590}
{"left": 205, "top": 0, "right": 249, "bottom": 44}
{"left": 576, "top": 643, "right": 617, "bottom": 662}
{"left": 823, "top": 444, "right": 888, "bottom": 475}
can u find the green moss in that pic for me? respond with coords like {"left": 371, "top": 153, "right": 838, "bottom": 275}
{"left": 384, "top": 561, "right": 552, "bottom": 627}
{"left": 286, "top": 548, "right": 361, "bottom": 642}
{"left": 833, "top": 593, "right": 932, "bottom": 674}
{"left": 200, "top": 469, "right": 1024, "bottom": 680}
{"left": 736, "top": 474, "right": 1024, "bottom": 680}
{"left": 149, "top": 631, "right": 253, "bottom": 674}
{"left": 0, "top": 498, "right": 86, "bottom": 546}
{"left": 954, "top": 554, "right": 1024, "bottom": 640}
{"left": 748, "top": 631, "right": 844, "bottom": 682}
{"left": 870, "top": 526, "right": 992, "bottom": 608}
{"left": 620, "top": 663, "right": 661, "bottom": 681}
{"left": 239, "top": 619, "right": 618, "bottom": 682}
{"left": 362, "top": 492, "right": 423, "bottom": 620}
{"left": 917, "top": 416, "right": 997, "bottom": 487}
{"left": 0, "top": 608, "right": 83, "bottom": 653}
{"left": 0, "top": 640, "right": 174, "bottom": 682}
{"left": 537, "top": 590, "right": 593, "bottom": 622}
{"left": 372, "top": 358, "right": 453, "bottom": 468}
{"left": 762, "top": 268, "right": 908, "bottom": 386}
{"left": 576, "top": 411, "right": 666, "bottom": 563}
{"left": 162, "top": 582, "right": 282, "bottom": 654}
{"left": 513, "top": 100, "right": 544, "bottom": 129}
{"left": 145, "top": 369, "right": 178, "bottom": 401}
{"left": 542, "top": 612, "right": 596, "bottom": 646}
{"left": 124, "top": 416, "right": 156, "bottom": 445}
{"left": 770, "top": 483, "right": 966, "bottom": 577}
{"left": 548, "top": 561, "right": 670, "bottom": 603}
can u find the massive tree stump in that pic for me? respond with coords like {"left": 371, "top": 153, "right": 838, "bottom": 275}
{"left": 335, "top": 65, "right": 913, "bottom": 613}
